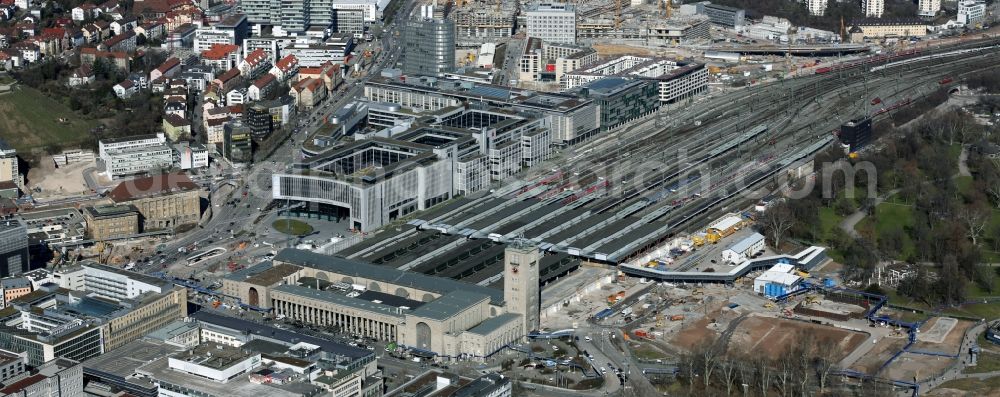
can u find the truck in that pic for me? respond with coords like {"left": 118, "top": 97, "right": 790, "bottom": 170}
{"left": 621, "top": 307, "right": 633, "bottom": 316}
{"left": 670, "top": 315, "right": 685, "bottom": 321}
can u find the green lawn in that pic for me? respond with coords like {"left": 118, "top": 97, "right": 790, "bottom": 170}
{"left": 956, "top": 175, "right": 974, "bottom": 196}
{"left": 940, "top": 303, "right": 1000, "bottom": 321}
{"left": 936, "top": 375, "right": 1000, "bottom": 392}
{"left": 818, "top": 206, "right": 843, "bottom": 242}
{"left": 0, "top": 86, "right": 98, "bottom": 152}
{"left": 965, "top": 352, "right": 1000, "bottom": 374}
{"left": 272, "top": 219, "right": 314, "bottom": 236}
{"left": 854, "top": 201, "right": 916, "bottom": 260}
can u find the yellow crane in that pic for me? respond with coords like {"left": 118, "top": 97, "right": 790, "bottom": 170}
{"left": 615, "top": 0, "right": 622, "bottom": 30}
{"left": 661, "top": 0, "right": 672, "bottom": 18}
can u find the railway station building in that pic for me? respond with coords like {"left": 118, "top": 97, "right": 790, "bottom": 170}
{"left": 222, "top": 246, "right": 540, "bottom": 360}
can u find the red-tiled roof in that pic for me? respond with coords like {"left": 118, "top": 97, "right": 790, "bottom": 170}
{"left": 294, "top": 77, "right": 322, "bottom": 93}
{"left": 0, "top": 374, "right": 46, "bottom": 395}
{"left": 103, "top": 30, "right": 134, "bottom": 47}
{"left": 228, "top": 104, "right": 243, "bottom": 114}
{"left": 215, "top": 68, "right": 239, "bottom": 82}
{"left": 116, "top": 79, "right": 133, "bottom": 88}
{"left": 164, "top": 114, "right": 191, "bottom": 126}
{"left": 244, "top": 48, "right": 267, "bottom": 67}
{"left": 274, "top": 54, "right": 297, "bottom": 72}
{"left": 253, "top": 73, "right": 275, "bottom": 88}
{"left": 201, "top": 43, "right": 239, "bottom": 60}
{"left": 156, "top": 57, "right": 180, "bottom": 73}
{"left": 108, "top": 172, "right": 199, "bottom": 202}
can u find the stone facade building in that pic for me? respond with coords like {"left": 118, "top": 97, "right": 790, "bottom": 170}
{"left": 84, "top": 205, "right": 140, "bottom": 240}
{"left": 107, "top": 172, "right": 201, "bottom": 230}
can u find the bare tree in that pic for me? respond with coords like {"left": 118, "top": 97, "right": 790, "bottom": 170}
{"left": 718, "top": 359, "right": 738, "bottom": 396}
{"left": 756, "top": 357, "right": 772, "bottom": 397}
{"left": 958, "top": 201, "right": 990, "bottom": 246}
{"left": 701, "top": 341, "right": 721, "bottom": 390}
{"left": 760, "top": 202, "right": 795, "bottom": 250}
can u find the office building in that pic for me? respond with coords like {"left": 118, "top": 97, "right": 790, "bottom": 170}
{"left": 848, "top": 18, "right": 928, "bottom": 41}
{"left": 173, "top": 142, "right": 209, "bottom": 170}
{"left": 331, "top": 0, "right": 388, "bottom": 23}
{"left": 0, "top": 358, "right": 82, "bottom": 397}
{"left": 839, "top": 116, "right": 872, "bottom": 153}
{"left": 18, "top": 208, "right": 86, "bottom": 250}
{"left": 807, "top": 0, "right": 827, "bottom": 16}
{"left": 0, "top": 277, "right": 187, "bottom": 365}
{"left": 525, "top": 2, "right": 576, "bottom": 44}
{"left": 107, "top": 172, "right": 201, "bottom": 230}
{"left": 334, "top": 8, "right": 365, "bottom": 37}
{"left": 698, "top": 2, "right": 745, "bottom": 27}
{"left": 401, "top": 6, "right": 455, "bottom": 77}
{"left": 562, "top": 55, "right": 708, "bottom": 105}
{"left": 517, "top": 38, "right": 598, "bottom": 84}
{"left": 97, "top": 133, "right": 166, "bottom": 161}
{"left": 193, "top": 15, "right": 249, "bottom": 53}
{"left": 100, "top": 144, "right": 173, "bottom": 179}
{"left": 364, "top": 76, "right": 600, "bottom": 146}
{"left": 221, "top": 247, "right": 534, "bottom": 360}
{"left": 862, "top": 0, "right": 884, "bottom": 18}
{"left": 0, "top": 350, "right": 27, "bottom": 384}
{"left": 83, "top": 205, "right": 140, "bottom": 240}
{"left": 83, "top": 312, "right": 379, "bottom": 397}
{"left": 224, "top": 121, "right": 254, "bottom": 164}
{"left": 918, "top": 0, "right": 940, "bottom": 17}
{"left": 0, "top": 218, "right": 28, "bottom": 278}
{"left": 958, "top": 0, "right": 987, "bottom": 26}
{"left": 1, "top": 277, "right": 31, "bottom": 308}
{"left": 577, "top": 77, "right": 659, "bottom": 131}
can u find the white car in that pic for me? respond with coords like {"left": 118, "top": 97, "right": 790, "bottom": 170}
{"left": 584, "top": 336, "right": 591, "bottom": 342}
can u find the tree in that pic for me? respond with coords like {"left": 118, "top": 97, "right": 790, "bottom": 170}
{"left": 760, "top": 202, "right": 794, "bottom": 250}
{"left": 958, "top": 201, "right": 990, "bottom": 246}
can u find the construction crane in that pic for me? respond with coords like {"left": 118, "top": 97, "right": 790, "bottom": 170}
{"left": 615, "top": 0, "right": 622, "bottom": 30}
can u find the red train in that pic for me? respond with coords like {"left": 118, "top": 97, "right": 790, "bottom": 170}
{"left": 815, "top": 48, "right": 923, "bottom": 75}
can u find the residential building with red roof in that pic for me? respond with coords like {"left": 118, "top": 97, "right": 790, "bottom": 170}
{"left": 200, "top": 43, "right": 241, "bottom": 71}
{"left": 248, "top": 73, "right": 276, "bottom": 101}
{"left": 150, "top": 56, "right": 180, "bottom": 82}
{"left": 238, "top": 47, "right": 269, "bottom": 79}
{"left": 269, "top": 54, "right": 299, "bottom": 82}
{"left": 290, "top": 77, "right": 327, "bottom": 109}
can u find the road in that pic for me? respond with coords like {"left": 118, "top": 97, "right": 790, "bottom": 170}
{"left": 134, "top": 0, "right": 419, "bottom": 276}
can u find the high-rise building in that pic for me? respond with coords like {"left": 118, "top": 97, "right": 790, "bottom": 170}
{"left": 862, "top": 0, "right": 884, "bottom": 17}
{"left": 0, "top": 218, "right": 28, "bottom": 278}
{"left": 806, "top": 0, "right": 827, "bottom": 16}
{"left": 840, "top": 116, "right": 872, "bottom": 153}
{"left": 918, "top": 0, "right": 941, "bottom": 17}
{"left": 504, "top": 242, "right": 540, "bottom": 334}
{"left": 400, "top": 5, "right": 455, "bottom": 77}
{"left": 525, "top": 2, "right": 577, "bottom": 44}
{"left": 958, "top": 0, "right": 987, "bottom": 26}
{"left": 280, "top": 0, "right": 312, "bottom": 33}
{"left": 224, "top": 121, "right": 254, "bottom": 163}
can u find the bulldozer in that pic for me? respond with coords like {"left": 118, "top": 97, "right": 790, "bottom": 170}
{"left": 763, "top": 302, "right": 775, "bottom": 309}
{"left": 804, "top": 295, "right": 821, "bottom": 305}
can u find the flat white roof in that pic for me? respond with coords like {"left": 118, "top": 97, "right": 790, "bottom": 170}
{"left": 728, "top": 232, "right": 764, "bottom": 253}
{"left": 709, "top": 215, "right": 742, "bottom": 231}
{"left": 769, "top": 263, "right": 795, "bottom": 273}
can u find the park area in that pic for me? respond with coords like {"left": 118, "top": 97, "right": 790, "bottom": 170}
{"left": 0, "top": 86, "right": 98, "bottom": 152}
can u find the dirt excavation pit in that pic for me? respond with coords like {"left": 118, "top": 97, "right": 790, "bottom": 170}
{"left": 725, "top": 316, "right": 868, "bottom": 360}
{"left": 918, "top": 317, "right": 958, "bottom": 344}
